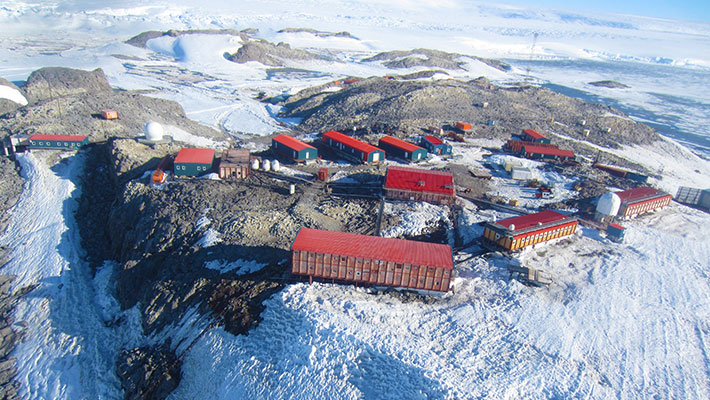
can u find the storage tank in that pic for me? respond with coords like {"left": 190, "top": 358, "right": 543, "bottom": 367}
{"left": 596, "top": 192, "right": 622, "bottom": 217}
{"left": 263, "top": 159, "right": 271, "bottom": 172}
{"left": 144, "top": 121, "right": 164, "bottom": 141}
{"left": 272, "top": 159, "right": 280, "bottom": 172}
{"left": 252, "top": 158, "right": 260, "bottom": 170}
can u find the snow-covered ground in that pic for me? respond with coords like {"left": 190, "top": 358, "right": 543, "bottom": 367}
{"left": 1, "top": 1, "right": 709, "bottom": 399}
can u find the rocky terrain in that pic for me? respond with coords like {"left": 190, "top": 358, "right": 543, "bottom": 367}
{"left": 226, "top": 40, "right": 327, "bottom": 66}
{"left": 279, "top": 76, "right": 660, "bottom": 170}
{"left": 0, "top": 78, "right": 23, "bottom": 117}
{"left": 589, "top": 80, "right": 630, "bottom": 89}
{"left": 363, "top": 48, "right": 511, "bottom": 72}
{"left": 0, "top": 58, "right": 673, "bottom": 399}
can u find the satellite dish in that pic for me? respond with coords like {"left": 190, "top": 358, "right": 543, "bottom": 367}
{"left": 144, "top": 121, "right": 164, "bottom": 141}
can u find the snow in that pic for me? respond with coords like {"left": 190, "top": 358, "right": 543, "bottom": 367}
{"left": 0, "top": 153, "right": 143, "bottom": 399}
{"left": 1, "top": 1, "right": 709, "bottom": 399}
{"left": 0, "top": 84, "right": 27, "bottom": 105}
{"left": 204, "top": 259, "right": 267, "bottom": 275}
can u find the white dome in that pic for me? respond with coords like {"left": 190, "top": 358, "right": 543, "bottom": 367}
{"left": 596, "top": 192, "right": 621, "bottom": 216}
{"left": 144, "top": 121, "right": 164, "bottom": 141}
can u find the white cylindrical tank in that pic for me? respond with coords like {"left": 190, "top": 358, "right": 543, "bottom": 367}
{"left": 272, "top": 159, "right": 280, "bottom": 172}
{"left": 252, "top": 159, "right": 260, "bottom": 170}
{"left": 509, "top": 224, "right": 515, "bottom": 231}
{"left": 144, "top": 121, "right": 164, "bottom": 141}
{"left": 596, "top": 192, "right": 622, "bottom": 216}
{"left": 289, "top": 184, "right": 295, "bottom": 195}
{"left": 263, "top": 159, "right": 271, "bottom": 172}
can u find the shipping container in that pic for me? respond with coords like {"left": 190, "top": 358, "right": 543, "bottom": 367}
{"left": 456, "top": 121, "right": 472, "bottom": 132}
{"left": 101, "top": 109, "right": 118, "bottom": 120}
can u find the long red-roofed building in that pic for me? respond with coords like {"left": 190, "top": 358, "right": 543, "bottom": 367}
{"left": 615, "top": 187, "right": 672, "bottom": 218}
{"left": 384, "top": 166, "right": 455, "bottom": 205}
{"left": 28, "top": 134, "right": 88, "bottom": 150}
{"left": 291, "top": 227, "right": 453, "bottom": 292}
{"left": 483, "top": 210, "right": 578, "bottom": 251}
{"left": 322, "top": 130, "right": 384, "bottom": 163}
{"left": 522, "top": 129, "right": 551, "bottom": 144}
{"left": 378, "top": 136, "right": 427, "bottom": 162}
{"left": 521, "top": 144, "right": 575, "bottom": 161}
{"left": 272, "top": 134, "right": 318, "bottom": 162}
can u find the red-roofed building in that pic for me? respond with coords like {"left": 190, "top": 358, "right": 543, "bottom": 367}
{"left": 378, "top": 136, "right": 427, "bottom": 162}
{"left": 28, "top": 134, "right": 88, "bottom": 150}
{"left": 522, "top": 144, "right": 575, "bottom": 161}
{"left": 322, "top": 131, "right": 384, "bottom": 163}
{"left": 384, "top": 166, "right": 455, "bottom": 205}
{"left": 291, "top": 227, "right": 453, "bottom": 292}
{"left": 483, "top": 210, "right": 578, "bottom": 251}
{"left": 506, "top": 139, "right": 558, "bottom": 154}
{"left": 522, "top": 129, "right": 551, "bottom": 144}
{"left": 272, "top": 134, "right": 318, "bottom": 162}
{"left": 420, "top": 136, "right": 452, "bottom": 155}
{"left": 615, "top": 187, "right": 672, "bottom": 218}
{"left": 174, "top": 148, "right": 215, "bottom": 177}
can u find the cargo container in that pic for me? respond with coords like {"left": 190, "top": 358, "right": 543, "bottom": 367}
{"left": 455, "top": 121, "right": 472, "bottom": 132}
{"left": 322, "top": 130, "right": 384, "bottom": 164}
{"left": 318, "top": 167, "right": 328, "bottom": 181}
{"left": 483, "top": 210, "right": 578, "bottom": 251}
{"left": 384, "top": 166, "right": 455, "bottom": 205}
{"left": 101, "top": 109, "right": 118, "bottom": 120}
{"left": 378, "top": 136, "right": 427, "bottom": 162}
{"left": 291, "top": 228, "right": 454, "bottom": 293}
{"left": 607, "top": 223, "right": 626, "bottom": 242}
{"left": 272, "top": 134, "right": 318, "bottom": 163}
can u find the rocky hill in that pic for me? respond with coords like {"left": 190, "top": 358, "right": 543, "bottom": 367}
{"left": 279, "top": 76, "right": 661, "bottom": 161}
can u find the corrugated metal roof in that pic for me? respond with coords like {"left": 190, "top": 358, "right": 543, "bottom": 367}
{"left": 379, "top": 136, "right": 423, "bottom": 153}
{"left": 29, "top": 134, "right": 87, "bottom": 142}
{"left": 423, "top": 136, "right": 443, "bottom": 145}
{"left": 494, "top": 210, "right": 571, "bottom": 232}
{"left": 174, "top": 148, "right": 215, "bottom": 164}
{"left": 221, "top": 149, "right": 250, "bottom": 164}
{"left": 523, "top": 144, "right": 575, "bottom": 158}
{"left": 323, "top": 130, "right": 381, "bottom": 154}
{"left": 616, "top": 187, "right": 667, "bottom": 204}
{"left": 385, "top": 166, "right": 454, "bottom": 195}
{"left": 273, "top": 134, "right": 315, "bottom": 151}
{"left": 523, "top": 129, "right": 547, "bottom": 140}
{"left": 291, "top": 228, "right": 453, "bottom": 269}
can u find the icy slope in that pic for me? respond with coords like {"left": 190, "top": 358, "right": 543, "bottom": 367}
{"left": 0, "top": 153, "right": 141, "bottom": 399}
{"left": 172, "top": 204, "right": 710, "bottom": 399}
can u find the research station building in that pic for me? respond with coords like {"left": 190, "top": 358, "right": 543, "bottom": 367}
{"left": 291, "top": 228, "right": 454, "bottom": 292}
{"left": 174, "top": 148, "right": 215, "bottom": 177}
{"left": 377, "top": 136, "right": 427, "bottom": 162}
{"left": 384, "top": 166, "right": 455, "bottom": 205}
{"left": 322, "top": 130, "right": 384, "bottom": 164}
{"left": 521, "top": 144, "right": 575, "bottom": 162}
{"left": 28, "top": 134, "right": 88, "bottom": 150}
{"left": 483, "top": 210, "right": 578, "bottom": 251}
{"left": 218, "top": 149, "right": 250, "bottom": 179}
{"left": 420, "top": 136, "right": 452, "bottom": 155}
{"left": 272, "top": 134, "right": 318, "bottom": 163}
{"left": 615, "top": 187, "right": 672, "bottom": 218}
{"left": 522, "top": 129, "right": 551, "bottom": 144}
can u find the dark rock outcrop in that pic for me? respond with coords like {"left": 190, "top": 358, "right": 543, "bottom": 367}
{"left": 0, "top": 78, "right": 25, "bottom": 116}
{"left": 589, "top": 80, "right": 630, "bottom": 89}
{"left": 126, "top": 29, "right": 248, "bottom": 48}
{"left": 227, "top": 40, "right": 325, "bottom": 66}
{"left": 364, "top": 48, "right": 510, "bottom": 72}
{"left": 24, "top": 67, "right": 112, "bottom": 104}
{"left": 117, "top": 345, "right": 181, "bottom": 400}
